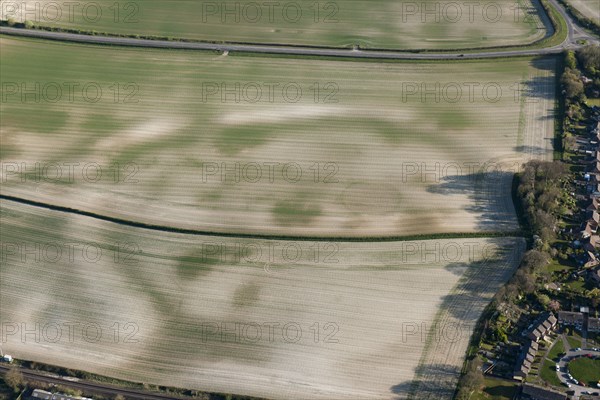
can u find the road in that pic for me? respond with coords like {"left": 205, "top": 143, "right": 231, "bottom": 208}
{"left": 0, "top": 364, "right": 189, "bottom": 400}
{"left": 555, "top": 348, "right": 600, "bottom": 399}
{"left": 0, "top": 0, "right": 597, "bottom": 60}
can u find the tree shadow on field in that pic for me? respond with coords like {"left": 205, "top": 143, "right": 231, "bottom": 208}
{"left": 511, "top": 59, "right": 556, "bottom": 103}
{"left": 515, "top": 144, "right": 550, "bottom": 155}
{"left": 531, "top": 57, "right": 557, "bottom": 72}
{"left": 425, "top": 170, "right": 518, "bottom": 232}
{"left": 520, "top": 74, "right": 556, "bottom": 101}
{"left": 389, "top": 363, "right": 462, "bottom": 399}
{"left": 389, "top": 245, "right": 524, "bottom": 399}
{"left": 439, "top": 256, "right": 518, "bottom": 323}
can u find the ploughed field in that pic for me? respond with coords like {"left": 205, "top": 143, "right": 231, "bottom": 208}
{"left": 566, "top": 0, "right": 600, "bottom": 23}
{"left": 0, "top": 199, "right": 525, "bottom": 399}
{"left": 0, "top": 37, "right": 556, "bottom": 237}
{"left": 0, "top": 0, "right": 549, "bottom": 49}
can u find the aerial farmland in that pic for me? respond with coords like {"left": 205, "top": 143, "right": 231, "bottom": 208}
{"left": 0, "top": 38, "right": 556, "bottom": 237}
{"left": 0, "top": 200, "right": 526, "bottom": 399}
{"left": 1, "top": 0, "right": 598, "bottom": 399}
{"left": 0, "top": 0, "right": 549, "bottom": 49}
{"left": 566, "top": 0, "right": 600, "bottom": 23}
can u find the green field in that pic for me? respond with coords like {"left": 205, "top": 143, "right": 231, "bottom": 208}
{"left": 569, "top": 357, "right": 600, "bottom": 386}
{"left": 0, "top": 0, "right": 550, "bottom": 50}
{"left": 0, "top": 199, "right": 526, "bottom": 399}
{"left": 0, "top": 37, "right": 557, "bottom": 238}
{"left": 548, "top": 339, "right": 565, "bottom": 360}
{"left": 567, "top": 335, "right": 583, "bottom": 349}
{"left": 540, "top": 358, "right": 562, "bottom": 387}
{"left": 472, "top": 377, "right": 518, "bottom": 400}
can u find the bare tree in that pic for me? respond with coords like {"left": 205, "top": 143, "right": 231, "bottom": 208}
{"left": 4, "top": 367, "right": 25, "bottom": 392}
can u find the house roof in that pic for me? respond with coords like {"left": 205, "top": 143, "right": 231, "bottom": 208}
{"left": 558, "top": 311, "right": 584, "bottom": 324}
{"left": 529, "top": 340, "right": 539, "bottom": 351}
{"left": 583, "top": 222, "right": 596, "bottom": 236}
{"left": 31, "top": 390, "right": 53, "bottom": 400}
{"left": 29, "top": 390, "right": 87, "bottom": 400}
{"left": 528, "top": 328, "right": 543, "bottom": 340}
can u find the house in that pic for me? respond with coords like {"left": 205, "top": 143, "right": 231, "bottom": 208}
{"left": 589, "top": 317, "right": 600, "bottom": 333}
{"left": 585, "top": 250, "right": 598, "bottom": 267}
{"left": 542, "top": 315, "right": 557, "bottom": 331}
{"left": 586, "top": 197, "right": 599, "bottom": 212}
{"left": 28, "top": 390, "right": 93, "bottom": 400}
{"left": 582, "top": 221, "right": 597, "bottom": 238}
{"left": 513, "top": 340, "right": 538, "bottom": 381}
{"left": 520, "top": 383, "right": 567, "bottom": 400}
{"left": 558, "top": 311, "right": 584, "bottom": 329}
{"left": 514, "top": 362, "right": 531, "bottom": 380}
{"left": 527, "top": 327, "right": 544, "bottom": 342}
{"left": 527, "top": 313, "right": 557, "bottom": 342}
{"left": 30, "top": 390, "right": 53, "bottom": 400}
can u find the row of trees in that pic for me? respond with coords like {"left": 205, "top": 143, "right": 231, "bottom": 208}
{"left": 562, "top": 46, "right": 600, "bottom": 103}
{"left": 517, "top": 160, "right": 570, "bottom": 244}
{"left": 454, "top": 358, "right": 484, "bottom": 400}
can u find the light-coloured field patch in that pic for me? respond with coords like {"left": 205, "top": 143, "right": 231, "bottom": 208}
{"left": 0, "top": 0, "right": 549, "bottom": 49}
{"left": 567, "top": 0, "right": 600, "bottom": 22}
{"left": 0, "top": 38, "right": 556, "bottom": 237}
{"left": 0, "top": 200, "right": 525, "bottom": 399}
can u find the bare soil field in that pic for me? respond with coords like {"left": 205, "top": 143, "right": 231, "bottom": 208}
{"left": 0, "top": 0, "right": 549, "bottom": 49}
{"left": 0, "top": 199, "right": 525, "bottom": 399}
{"left": 567, "top": 0, "right": 600, "bottom": 22}
{"left": 0, "top": 38, "right": 557, "bottom": 237}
